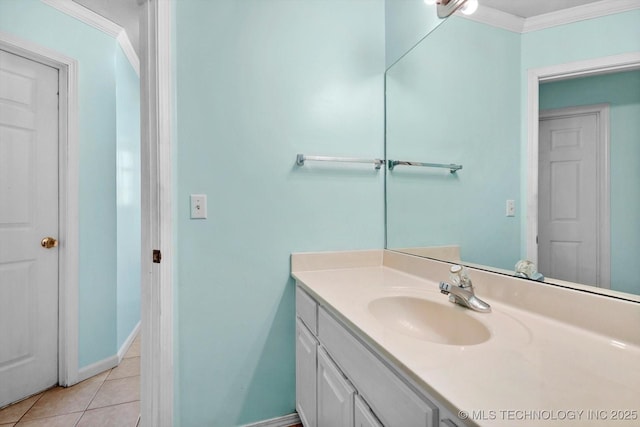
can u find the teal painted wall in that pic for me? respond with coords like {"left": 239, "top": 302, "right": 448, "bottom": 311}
{"left": 0, "top": 0, "right": 140, "bottom": 368}
{"left": 540, "top": 71, "right": 640, "bottom": 295}
{"left": 386, "top": 16, "right": 522, "bottom": 270}
{"left": 384, "top": 0, "right": 445, "bottom": 68}
{"left": 115, "top": 48, "right": 141, "bottom": 348}
{"left": 173, "top": 0, "right": 385, "bottom": 425}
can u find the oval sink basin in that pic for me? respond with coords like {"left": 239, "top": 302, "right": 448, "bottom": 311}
{"left": 368, "top": 296, "right": 491, "bottom": 346}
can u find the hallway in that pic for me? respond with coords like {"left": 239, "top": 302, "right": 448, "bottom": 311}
{"left": 0, "top": 335, "right": 140, "bottom": 427}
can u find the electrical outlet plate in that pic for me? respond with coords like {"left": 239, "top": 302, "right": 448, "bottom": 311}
{"left": 190, "top": 194, "right": 207, "bottom": 219}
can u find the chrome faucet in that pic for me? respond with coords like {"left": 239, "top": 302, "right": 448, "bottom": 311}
{"left": 439, "top": 265, "right": 491, "bottom": 313}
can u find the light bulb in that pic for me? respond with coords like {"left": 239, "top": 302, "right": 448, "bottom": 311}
{"left": 423, "top": 0, "right": 437, "bottom": 5}
{"left": 460, "top": 0, "right": 479, "bottom": 15}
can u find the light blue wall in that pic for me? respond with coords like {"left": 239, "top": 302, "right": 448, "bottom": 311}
{"left": 540, "top": 71, "right": 640, "bottom": 295}
{"left": 386, "top": 16, "right": 522, "bottom": 270}
{"left": 0, "top": 0, "right": 140, "bottom": 368}
{"left": 521, "top": 10, "right": 640, "bottom": 70}
{"left": 385, "top": 0, "right": 444, "bottom": 68}
{"left": 173, "top": 0, "right": 385, "bottom": 425}
{"left": 115, "top": 48, "right": 141, "bottom": 348}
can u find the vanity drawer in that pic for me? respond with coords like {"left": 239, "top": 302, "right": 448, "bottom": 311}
{"left": 296, "top": 284, "right": 317, "bottom": 334}
{"left": 318, "top": 307, "right": 438, "bottom": 427}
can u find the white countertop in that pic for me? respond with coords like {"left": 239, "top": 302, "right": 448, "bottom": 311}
{"left": 292, "top": 250, "right": 640, "bottom": 427}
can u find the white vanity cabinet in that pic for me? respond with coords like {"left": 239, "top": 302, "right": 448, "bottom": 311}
{"left": 295, "top": 284, "right": 464, "bottom": 427}
{"left": 317, "top": 347, "right": 356, "bottom": 426}
{"left": 296, "top": 318, "right": 318, "bottom": 427}
{"left": 355, "top": 396, "right": 383, "bottom": 427}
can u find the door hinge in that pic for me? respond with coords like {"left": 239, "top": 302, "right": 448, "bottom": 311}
{"left": 153, "top": 249, "right": 162, "bottom": 264}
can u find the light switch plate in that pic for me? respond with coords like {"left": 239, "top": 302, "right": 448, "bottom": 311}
{"left": 190, "top": 194, "right": 207, "bottom": 219}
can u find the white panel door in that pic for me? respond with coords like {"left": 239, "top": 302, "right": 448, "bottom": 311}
{"left": 538, "top": 109, "right": 601, "bottom": 286}
{"left": 0, "top": 49, "right": 59, "bottom": 406}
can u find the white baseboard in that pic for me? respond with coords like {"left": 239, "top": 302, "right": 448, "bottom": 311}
{"left": 118, "top": 321, "right": 141, "bottom": 362}
{"left": 77, "top": 354, "right": 118, "bottom": 383}
{"left": 242, "top": 413, "right": 301, "bottom": 427}
{"left": 75, "top": 321, "right": 141, "bottom": 384}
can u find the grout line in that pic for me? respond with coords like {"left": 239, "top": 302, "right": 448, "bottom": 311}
{"left": 13, "top": 391, "right": 46, "bottom": 424}
{"left": 83, "top": 399, "right": 141, "bottom": 412}
{"left": 83, "top": 370, "right": 113, "bottom": 414}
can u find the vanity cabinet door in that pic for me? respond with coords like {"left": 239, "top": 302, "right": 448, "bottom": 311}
{"left": 355, "top": 395, "right": 383, "bottom": 427}
{"left": 296, "top": 319, "right": 318, "bottom": 427}
{"left": 317, "top": 347, "right": 355, "bottom": 427}
{"left": 318, "top": 308, "right": 438, "bottom": 427}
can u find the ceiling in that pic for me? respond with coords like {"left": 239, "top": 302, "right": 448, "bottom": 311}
{"left": 72, "top": 0, "right": 140, "bottom": 55}
{"left": 480, "top": 0, "right": 604, "bottom": 18}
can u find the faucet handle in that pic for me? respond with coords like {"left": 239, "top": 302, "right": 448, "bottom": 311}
{"left": 449, "top": 264, "right": 472, "bottom": 288}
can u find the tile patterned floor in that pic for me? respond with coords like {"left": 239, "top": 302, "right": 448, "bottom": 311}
{"left": 0, "top": 336, "right": 140, "bottom": 427}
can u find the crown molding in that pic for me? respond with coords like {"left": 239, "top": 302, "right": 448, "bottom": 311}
{"left": 459, "top": 0, "right": 640, "bottom": 34}
{"left": 40, "top": 0, "right": 139, "bottom": 75}
{"left": 523, "top": 0, "right": 640, "bottom": 33}
{"left": 457, "top": 5, "right": 524, "bottom": 33}
{"left": 117, "top": 32, "right": 140, "bottom": 76}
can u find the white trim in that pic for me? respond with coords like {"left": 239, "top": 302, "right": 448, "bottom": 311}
{"left": 525, "top": 53, "right": 640, "bottom": 271}
{"left": 140, "top": 0, "right": 173, "bottom": 425}
{"left": 116, "top": 32, "right": 141, "bottom": 76}
{"left": 460, "top": 0, "right": 640, "bottom": 34}
{"left": 77, "top": 320, "right": 140, "bottom": 382}
{"left": 538, "top": 104, "right": 611, "bottom": 288}
{"left": 523, "top": 0, "right": 640, "bottom": 33}
{"left": 117, "top": 321, "right": 141, "bottom": 362}
{"left": 77, "top": 354, "right": 119, "bottom": 383}
{"left": 40, "top": 0, "right": 140, "bottom": 76}
{"left": 0, "top": 31, "right": 80, "bottom": 388}
{"left": 458, "top": 5, "right": 524, "bottom": 33}
{"left": 241, "top": 413, "right": 302, "bottom": 427}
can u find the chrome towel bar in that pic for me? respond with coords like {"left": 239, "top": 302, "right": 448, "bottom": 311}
{"left": 388, "top": 160, "right": 462, "bottom": 173}
{"left": 296, "top": 154, "right": 384, "bottom": 170}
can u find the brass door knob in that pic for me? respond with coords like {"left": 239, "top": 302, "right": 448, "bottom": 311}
{"left": 41, "top": 237, "right": 58, "bottom": 249}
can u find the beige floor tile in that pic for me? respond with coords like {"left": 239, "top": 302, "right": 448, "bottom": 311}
{"left": 88, "top": 376, "right": 140, "bottom": 410}
{"left": 107, "top": 357, "right": 140, "bottom": 380}
{"left": 76, "top": 401, "right": 139, "bottom": 427}
{"left": 124, "top": 337, "right": 140, "bottom": 359}
{"left": 15, "top": 412, "right": 81, "bottom": 427}
{"left": 0, "top": 394, "right": 42, "bottom": 424}
{"left": 0, "top": 423, "right": 16, "bottom": 427}
{"left": 21, "top": 380, "right": 101, "bottom": 421}
{"left": 84, "top": 370, "right": 111, "bottom": 384}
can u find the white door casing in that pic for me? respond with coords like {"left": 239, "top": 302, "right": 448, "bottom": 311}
{"left": 0, "top": 49, "right": 58, "bottom": 407}
{"left": 139, "top": 0, "right": 173, "bottom": 425}
{"left": 0, "top": 32, "right": 80, "bottom": 390}
{"left": 538, "top": 105, "right": 610, "bottom": 287}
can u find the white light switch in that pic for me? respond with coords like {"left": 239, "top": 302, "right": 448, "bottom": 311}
{"left": 506, "top": 199, "right": 515, "bottom": 217}
{"left": 190, "top": 194, "right": 207, "bottom": 219}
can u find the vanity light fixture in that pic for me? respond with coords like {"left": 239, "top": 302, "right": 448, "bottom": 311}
{"left": 424, "top": 0, "right": 479, "bottom": 18}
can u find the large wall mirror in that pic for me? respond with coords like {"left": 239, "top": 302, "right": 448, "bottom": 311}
{"left": 385, "top": 1, "right": 640, "bottom": 300}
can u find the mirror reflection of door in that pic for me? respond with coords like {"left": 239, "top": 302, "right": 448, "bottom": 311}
{"left": 538, "top": 104, "right": 610, "bottom": 288}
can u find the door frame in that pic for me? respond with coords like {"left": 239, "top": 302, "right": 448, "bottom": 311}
{"left": 139, "top": 0, "right": 174, "bottom": 425}
{"left": 538, "top": 103, "right": 611, "bottom": 287}
{"left": 525, "top": 52, "right": 640, "bottom": 269}
{"left": 0, "top": 32, "right": 80, "bottom": 387}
